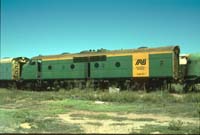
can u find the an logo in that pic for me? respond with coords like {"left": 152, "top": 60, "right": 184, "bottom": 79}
{"left": 135, "top": 59, "right": 146, "bottom": 65}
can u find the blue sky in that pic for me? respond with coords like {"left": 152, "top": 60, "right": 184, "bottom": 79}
{"left": 1, "top": 0, "right": 200, "bottom": 58}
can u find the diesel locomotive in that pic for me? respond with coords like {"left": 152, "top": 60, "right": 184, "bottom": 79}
{"left": 0, "top": 45, "right": 199, "bottom": 92}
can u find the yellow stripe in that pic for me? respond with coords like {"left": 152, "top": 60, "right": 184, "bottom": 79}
{"left": 0, "top": 61, "right": 11, "bottom": 64}
{"left": 38, "top": 50, "right": 173, "bottom": 61}
{"left": 0, "top": 59, "right": 13, "bottom": 63}
{"left": 107, "top": 51, "right": 172, "bottom": 57}
{"left": 41, "top": 57, "right": 73, "bottom": 61}
{"left": 149, "top": 51, "right": 172, "bottom": 54}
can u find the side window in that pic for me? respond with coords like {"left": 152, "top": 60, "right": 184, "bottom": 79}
{"left": 115, "top": 62, "right": 120, "bottom": 68}
{"left": 70, "top": 64, "right": 75, "bottom": 69}
{"left": 94, "top": 63, "right": 99, "bottom": 68}
{"left": 48, "top": 65, "right": 52, "bottom": 70}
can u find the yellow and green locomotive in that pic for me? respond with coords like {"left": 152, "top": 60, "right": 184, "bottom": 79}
{"left": 0, "top": 45, "right": 199, "bottom": 91}
{"left": 9, "top": 45, "right": 179, "bottom": 90}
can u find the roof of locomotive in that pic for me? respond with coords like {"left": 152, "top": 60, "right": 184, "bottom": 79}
{"left": 32, "top": 45, "right": 180, "bottom": 60}
{"left": 0, "top": 58, "right": 13, "bottom": 63}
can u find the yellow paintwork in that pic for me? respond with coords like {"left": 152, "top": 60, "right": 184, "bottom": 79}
{"left": 107, "top": 51, "right": 173, "bottom": 77}
{"left": 107, "top": 51, "right": 172, "bottom": 57}
{"left": 0, "top": 58, "right": 13, "bottom": 63}
{"left": 11, "top": 61, "right": 19, "bottom": 80}
{"left": 39, "top": 50, "right": 173, "bottom": 61}
{"left": 133, "top": 53, "right": 149, "bottom": 77}
{"left": 41, "top": 57, "right": 73, "bottom": 61}
{"left": 38, "top": 50, "right": 173, "bottom": 78}
{"left": 149, "top": 51, "right": 172, "bottom": 54}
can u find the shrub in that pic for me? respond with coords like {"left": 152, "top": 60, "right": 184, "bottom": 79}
{"left": 13, "top": 110, "right": 36, "bottom": 123}
{"left": 168, "top": 120, "right": 183, "bottom": 130}
{"left": 184, "top": 93, "right": 200, "bottom": 103}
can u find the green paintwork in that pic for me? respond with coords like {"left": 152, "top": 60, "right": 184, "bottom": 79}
{"left": 187, "top": 53, "right": 200, "bottom": 77}
{"left": 41, "top": 59, "right": 86, "bottom": 79}
{"left": 149, "top": 53, "right": 173, "bottom": 77}
{"left": 21, "top": 61, "right": 38, "bottom": 80}
{"left": 21, "top": 53, "right": 179, "bottom": 80}
{"left": 90, "top": 56, "right": 132, "bottom": 78}
{"left": 0, "top": 63, "right": 12, "bottom": 80}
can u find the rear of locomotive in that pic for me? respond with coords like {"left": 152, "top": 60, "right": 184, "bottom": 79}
{"left": 129, "top": 46, "right": 180, "bottom": 90}
{"left": 89, "top": 46, "right": 180, "bottom": 91}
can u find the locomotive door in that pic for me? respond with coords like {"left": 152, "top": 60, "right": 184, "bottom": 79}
{"left": 85, "top": 62, "right": 91, "bottom": 79}
{"left": 37, "top": 60, "right": 42, "bottom": 79}
{"left": 87, "top": 62, "right": 91, "bottom": 79}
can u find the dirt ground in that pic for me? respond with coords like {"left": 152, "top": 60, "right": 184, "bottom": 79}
{"left": 0, "top": 89, "right": 199, "bottom": 134}
{"left": 57, "top": 110, "right": 198, "bottom": 134}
